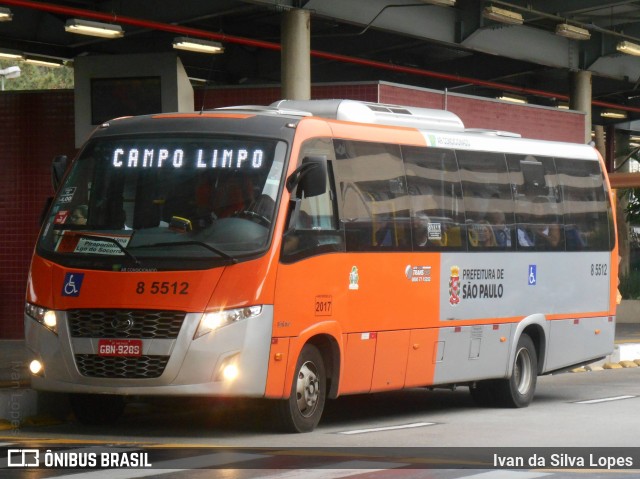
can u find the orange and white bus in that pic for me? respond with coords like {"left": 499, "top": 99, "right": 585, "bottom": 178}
{"left": 25, "top": 99, "right": 618, "bottom": 432}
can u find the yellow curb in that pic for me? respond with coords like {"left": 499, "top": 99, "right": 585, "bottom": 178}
{"left": 0, "top": 419, "right": 17, "bottom": 430}
{"left": 603, "top": 362, "right": 623, "bottom": 369}
{"left": 21, "top": 415, "right": 63, "bottom": 427}
{"left": 620, "top": 360, "right": 639, "bottom": 368}
{"left": 570, "top": 367, "right": 587, "bottom": 373}
{"left": 634, "top": 359, "right": 640, "bottom": 366}
{"left": 586, "top": 365, "right": 604, "bottom": 372}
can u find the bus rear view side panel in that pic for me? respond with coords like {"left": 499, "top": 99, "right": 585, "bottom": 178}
{"left": 439, "top": 252, "right": 611, "bottom": 321}
{"left": 432, "top": 323, "right": 514, "bottom": 384}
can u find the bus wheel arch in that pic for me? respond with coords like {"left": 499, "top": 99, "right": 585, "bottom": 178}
{"left": 520, "top": 324, "right": 545, "bottom": 375}
{"left": 306, "top": 334, "right": 341, "bottom": 399}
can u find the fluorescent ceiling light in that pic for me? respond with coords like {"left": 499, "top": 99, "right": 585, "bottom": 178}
{"left": 25, "top": 57, "right": 64, "bottom": 68}
{"left": 497, "top": 93, "right": 527, "bottom": 104}
{"left": 555, "top": 23, "right": 590, "bottom": 41}
{"left": 0, "top": 49, "right": 24, "bottom": 61}
{"left": 617, "top": 40, "right": 640, "bottom": 56}
{"left": 0, "top": 7, "right": 13, "bottom": 21}
{"left": 420, "top": 0, "right": 456, "bottom": 6}
{"left": 65, "top": 18, "right": 124, "bottom": 39}
{"left": 557, "top": 102, "right": 570, "bottom": 110}
{"left": 173, "top": 37, "right": 224, "bottom": 54}
{"left": 601, "top": 110, "right": 627, "bottom": 119}
{"left": 483, "top": 6, "right": 523, "bottom": 25}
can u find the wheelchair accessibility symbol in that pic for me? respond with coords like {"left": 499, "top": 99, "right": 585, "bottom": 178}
{"left": 62, "top": 272, "right": 84, "bottom": 297}
{"left": 528, "top": 265, "right": 537, "bottom": 286}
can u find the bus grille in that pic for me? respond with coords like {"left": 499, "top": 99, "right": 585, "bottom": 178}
{"left": 68, "top": 309, "right": 186, "bottom": 339}
{"left": 75, "top": 354, "right": 169, "bottom": 379}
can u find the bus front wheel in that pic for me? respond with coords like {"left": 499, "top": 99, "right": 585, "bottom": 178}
{"left": 277, "top": 344, "right": 326, "bottom": 433}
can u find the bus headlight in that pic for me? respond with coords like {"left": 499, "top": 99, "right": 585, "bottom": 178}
{"left": 195, "top": 305, "right": 262, "bottom": 339}
{"left": 25, "top": 303, "right": 58, "bottom": 335}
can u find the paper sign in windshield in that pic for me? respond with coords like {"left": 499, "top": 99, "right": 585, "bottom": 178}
{"left": 56, "top": 232, "right": 131, "bottom": 255}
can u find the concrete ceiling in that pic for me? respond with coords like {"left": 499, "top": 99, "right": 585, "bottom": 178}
{"left": 2, "top": 0, "right": 640, "bottom": 128}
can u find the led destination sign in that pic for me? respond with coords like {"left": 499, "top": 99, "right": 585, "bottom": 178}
{"left": 112, "top": 146, "right": 266, "bottom": 170}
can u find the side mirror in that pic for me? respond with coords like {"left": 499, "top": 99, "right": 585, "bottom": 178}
{"left": 286, "top": 156, "right": 327, "bottom": 198}
{"left": 52, "top": 155, "right": 68, "bottom": 191}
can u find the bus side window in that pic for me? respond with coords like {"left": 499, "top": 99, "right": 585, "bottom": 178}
{"left": 403, "top": 146, "right": 466, "bottom": 251}
{"left": 334, "top": 140, "right": 411, "bottom": 252}
{"left": 456, "top": 150, "right": 514, "bottom": 251}
{"left": 507, "top": 155, "right": 564, "bottom": 251}
{"left": 281, "top": 138, "right": 344, "bottom": 263}
{"left": 556, "top": 158, "right": 611, "bottom": 251}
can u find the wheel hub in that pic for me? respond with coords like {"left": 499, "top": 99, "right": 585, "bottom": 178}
{"left": 296, "top": 361, "right": 319, "bottom": 417}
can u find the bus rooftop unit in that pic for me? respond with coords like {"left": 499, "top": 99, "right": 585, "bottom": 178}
{"left": 25, "top": 99, "right": 618, "bottom": 432}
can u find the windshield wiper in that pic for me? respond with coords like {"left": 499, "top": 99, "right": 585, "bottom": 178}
{"left": 130, "top": 240, "right": 238, "bottom": 263}
{"left": 75, "top": 234, "right": 141, "bottom": 265}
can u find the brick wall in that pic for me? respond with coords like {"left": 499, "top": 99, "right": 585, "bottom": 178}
{"left": 0, "top": 91, "right": 76, "bottom": 339}
{"left": 0, "top": 82, "right": 584, "bottom": 339}
{"left": 197, "top": 83, "right": 379, "bottom": 109}
{"left": 378, "top": 83, "right": 585, "bottom": 143}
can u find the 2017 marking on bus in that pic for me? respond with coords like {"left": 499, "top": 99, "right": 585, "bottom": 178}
{"left": 314, "top": 295, "right": 333, "bottom": 316}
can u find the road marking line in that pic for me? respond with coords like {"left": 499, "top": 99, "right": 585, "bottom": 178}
{"left": 338, "top": 422, "right": 436, "bottom": 435}
{"left": 575, "top": 395, "right": 636, "bottom": 404}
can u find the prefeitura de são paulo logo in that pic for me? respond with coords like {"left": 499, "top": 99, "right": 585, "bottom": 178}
{"left": 449, "top": 265, "right": 460, "bottom": 306}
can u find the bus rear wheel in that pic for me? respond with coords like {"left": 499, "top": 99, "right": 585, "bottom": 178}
{"left": 277, "top": 344, "right": 326, "bottom": 433}
{"left": 470, "top": 334, "right": 537, "bottom": 408}
{"left": 70, "top": 393, "right": 125, "bottom": 425}
{"left": 496, "top": 333, "right": 537, "bottom": 407}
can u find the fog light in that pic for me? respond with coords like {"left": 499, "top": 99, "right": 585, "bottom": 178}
{"left": 215, "top": 354, "right": 240, "bottom": 382}
{"left": 29, "top": 360, "right": 43, "bottom": 375}
{"left": 222, "top": 364, "right": 239, "bottom": 381}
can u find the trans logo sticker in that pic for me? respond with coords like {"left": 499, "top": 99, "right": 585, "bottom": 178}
{"left": 62, "top": 272, "right": 85, "bottom": 297}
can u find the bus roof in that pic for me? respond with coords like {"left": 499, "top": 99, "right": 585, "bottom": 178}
{"left": 271, "top": 99, "right": 466, "bottom": 132}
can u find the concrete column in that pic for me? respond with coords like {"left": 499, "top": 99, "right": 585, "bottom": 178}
{"left": 569, "top": 70, "right": 592, "bottom": 144}
{"left": 281, "top": 9, "right": 311, "bottom": 100}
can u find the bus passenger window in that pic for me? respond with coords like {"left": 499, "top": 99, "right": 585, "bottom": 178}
{"left": 403, "top": 146, "right": 466, "bottom": 251}
{"left": 334, "top": 140, "right": 410, "bottom": 252}
{"left": 456, "top": 150, "right": 514, "bottom": 251}
{"left": 507, "top": 155, "right": 564, "bottom": 251}
{"left": 555, "top": 158, "right": 612, "bottom": 251}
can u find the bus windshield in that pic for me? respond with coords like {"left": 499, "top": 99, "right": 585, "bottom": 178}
{"left": 38, "top": 136, "right": 287, "bottom": 270}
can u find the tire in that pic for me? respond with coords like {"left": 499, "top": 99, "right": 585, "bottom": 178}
{"left": 469, "top": 334, "right": 537, "bottom": 408}
{"left": 70, "top": 394, "right": 126, "bottom": 425}
{"left": 277, "top": 344, "right": 326, "bottom": 433}
{"left": 495, "top": 333, "right": 538, "bottom": 408}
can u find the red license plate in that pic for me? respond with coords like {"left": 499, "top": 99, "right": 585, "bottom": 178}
{"left": 98, "top": 339, "right": 142, "bottom": 357}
